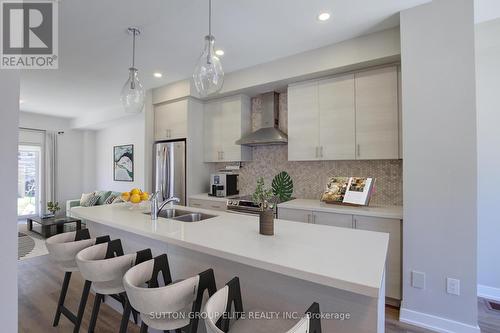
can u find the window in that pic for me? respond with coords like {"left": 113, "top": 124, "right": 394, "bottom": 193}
{"left": 18, "top": 145, "right": 42, "bottom": 217}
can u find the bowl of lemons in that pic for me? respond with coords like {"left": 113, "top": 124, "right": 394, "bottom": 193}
{"left": 121, "top": 188, "right": 150, "bottom": 209}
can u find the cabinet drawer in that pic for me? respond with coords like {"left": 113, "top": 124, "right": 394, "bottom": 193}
{"left": 278, "top": 207, "right": 312, "bottom": 223}
{"left": 313, "top": 211, "right": 353, "bottom": 228}
{"left": 189, "top": 198, "right": 227, "bottom": 211}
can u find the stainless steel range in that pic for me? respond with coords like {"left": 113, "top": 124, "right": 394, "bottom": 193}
{"left": 227, "top": 195, "right": 292, "bottom": 216}
{"left": 226, "top": 195, "right": 263, "bottom": 215}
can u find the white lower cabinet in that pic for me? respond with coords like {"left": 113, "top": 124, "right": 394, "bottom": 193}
{"left": 353, "top": 215, "right": 401, "bottom": 300}
{"left": 278, "top": 208, "right": 353, "bottom": 228}
{"left": 277, "top": 207, "right": 312, "bottom": 223}
{"left": 313, "top": 211, "right": 353, "bottom": 228}
{"left": 188, "top": 198, "right": 227, "bottom": 211}
{"left": 278, "top": 206, "right": 402, "bottom": 301}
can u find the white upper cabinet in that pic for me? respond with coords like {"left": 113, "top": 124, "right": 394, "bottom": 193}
{"left": 318, "top": 75, "right": 356, "bottom": 160}
{"left": 204, "top": 95, "right": 252, "bottom": 162}
{"left": 287, "top": 66, "right": 400, "bottom": 161}
{"left": 288, "top": 81, "right": 319, "bottom": 161}
{"left": 154, "top": 99, "right": 188, "bottom": 140}
{"left": 355, "top": 67, "right": 399, "bottom": 160}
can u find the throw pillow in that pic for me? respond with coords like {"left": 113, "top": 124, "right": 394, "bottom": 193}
{"left": 104, "top": 194, "right": 118, "bottom": 205}
{"left": 80, "top": 192, "right": 100, "bottom": 207}
{"left": 111, "top": 196, "right": 125, "bottom": 204}
{"left": 80, "top": 192, "right": 95, "bottom": 206}
{"left": 96, "top": 191, "right": 112, "bottom": 205}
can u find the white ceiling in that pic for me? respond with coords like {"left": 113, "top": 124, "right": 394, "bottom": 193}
{"left": 19, "top": 0, "right": 467, "bottom": 120}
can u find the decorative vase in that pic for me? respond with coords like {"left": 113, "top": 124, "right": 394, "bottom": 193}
{"left": 259, "top": 209, "right": 274, "bottom": 236}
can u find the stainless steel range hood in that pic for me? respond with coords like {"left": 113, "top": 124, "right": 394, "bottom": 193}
{"left": 235, "top": 92, "right": 288, "bottom": 146}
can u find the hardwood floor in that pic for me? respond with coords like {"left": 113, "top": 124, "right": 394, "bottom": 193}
{"left": 18, "top": 254, "right": 139, "bottom": 333}
{"left": 18, "top": 255, "right": 499, "bottom": 332}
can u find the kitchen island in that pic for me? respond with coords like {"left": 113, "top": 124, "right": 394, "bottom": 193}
{"left": 72, "top": 203, "right": 389, "bottom": 333}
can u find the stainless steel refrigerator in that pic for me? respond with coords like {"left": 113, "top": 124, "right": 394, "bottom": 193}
{"left": 153, "top": 140, "right": 186, "bottom": 205}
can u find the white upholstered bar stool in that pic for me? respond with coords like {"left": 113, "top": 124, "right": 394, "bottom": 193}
{"left": 76, "top": 238, "right": 153, "bottom": 333}
{"left": 123, "top": 253, "right": 217, "bottom": 333}
{"left": 46, "top": 229, "right": 110, "bottom": 333}
{"left": 204, "top": 277, "right": 322, "bottom": 333}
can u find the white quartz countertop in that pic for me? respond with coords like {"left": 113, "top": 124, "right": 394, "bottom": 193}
{"left": 278, "top": 199, "right": 403, "bottom": 220}
{"left": 72, "top": 203, "right": 389, "bottom": 298}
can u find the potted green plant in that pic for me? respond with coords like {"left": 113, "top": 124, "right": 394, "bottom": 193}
{"left": 252, "top": 177, "right": 275, "bottom": 235}
{"left": 47, "top": 201, "right": 61, "bottom": 216}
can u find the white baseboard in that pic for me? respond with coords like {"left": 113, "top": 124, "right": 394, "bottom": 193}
{"left": 400, "top": 307, "right": 480, "bottom": 333}
{"left": 478, "top": 284, "right": 500, "bottom": 302}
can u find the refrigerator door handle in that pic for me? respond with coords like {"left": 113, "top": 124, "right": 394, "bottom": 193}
{"left": 164, "top": 145, "right": 174, "bottom": 200}
{"left": 162, "top": 146, "right": 169, "bottom": 201}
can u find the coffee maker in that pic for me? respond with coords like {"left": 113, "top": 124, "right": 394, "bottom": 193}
{"left": 209, "top": 173, "right": 239, "bottom": 197}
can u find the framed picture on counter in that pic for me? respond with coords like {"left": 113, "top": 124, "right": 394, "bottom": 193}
{"left": 113, "top": 144, "right": 134, "bottom": 181}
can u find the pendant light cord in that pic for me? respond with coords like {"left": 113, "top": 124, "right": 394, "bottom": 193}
{"left": 208, "top": 0, "right": 212, "bottom": 37}
{"left": 132, "top": 28, "right": 136, "bottom": 68}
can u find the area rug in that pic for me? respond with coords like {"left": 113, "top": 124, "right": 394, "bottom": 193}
{"left": 18, "top": 222, "right": 49, "bottom": 260}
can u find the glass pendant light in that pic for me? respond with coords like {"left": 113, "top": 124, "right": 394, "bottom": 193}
{"left": 193, "top": 0, "right": 224, "bottom": 97}
{"left": 121, "top": 27, "right": 145, "bottom": 114}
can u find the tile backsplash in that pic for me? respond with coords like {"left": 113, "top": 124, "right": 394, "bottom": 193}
{"left": 213, "top": 93, "right": 403, "bottom": 207}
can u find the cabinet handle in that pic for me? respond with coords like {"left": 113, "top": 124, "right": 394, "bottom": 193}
{"left": 211, "top": 205, "right": 221, "bottom": 209}
{"left": 312, "top": 214, "right": 316, "bottom": 224}
{"left": 353, "top": 218, "right": 357, "bottom": 229}
{"left": 191, "top": 203, "right": 201, "bottom": 207}
{"left": 307, "top": 214, "right": 311, "bottom": 223}
{"left": 357, "top": 144, "right": 360, "bottom": 157}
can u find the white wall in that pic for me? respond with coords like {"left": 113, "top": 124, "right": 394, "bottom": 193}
{"left": 400, "top": 0, "right": 479, "bottom": 332}
{"left": 18, "top": 112, "right": 93, "bottom": 205}
{"left": 82, "top": 130, "right": 97, "bottom": 193}
{"left": 476, "top": 18, "right": 500, "bottom": 300}
{"left": 0, "top": 71, "right": 20, "bottom": 332}
{"left": 95, "top": 113, "right": 146, "bottom": 192}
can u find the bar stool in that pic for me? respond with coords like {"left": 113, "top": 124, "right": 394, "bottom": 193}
{"left": 123, "top": 253, "right": 217, "bottom": 333}
{"left": 204, "top": 277, "right": 322, "bottom": 333}
{"left": 75, "top": 238, "right": 153, "bottom": 333}
{"left": 46, "top": 229, "right": 110, "bottom": 333}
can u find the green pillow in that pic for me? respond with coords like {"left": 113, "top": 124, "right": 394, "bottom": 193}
{"left": 95, "top": 191, "right": 112, "bottom": 205}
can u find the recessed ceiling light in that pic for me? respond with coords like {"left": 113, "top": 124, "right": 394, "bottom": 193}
{"left": 153, "top": 72, "right": 163, "bottom": 78}
{"left": 19, "top": 99, "right": 24, "bottom": 104}
{"left": 215, "top": 49, "right": 224, "bottom": 56}
{"left": 317, "top": 12, "right": 331, "bottom": 21}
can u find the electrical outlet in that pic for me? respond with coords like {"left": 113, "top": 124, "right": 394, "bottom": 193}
{"left": 447, "top": 278, "right": 460, "bottom": 296}
{"left": 411, "top": 271, "right": 425, "bottom": 289}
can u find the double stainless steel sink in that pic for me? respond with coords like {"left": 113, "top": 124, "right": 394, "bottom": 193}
{"left": 145, "top": 209, "right": 216, "bottom": 222}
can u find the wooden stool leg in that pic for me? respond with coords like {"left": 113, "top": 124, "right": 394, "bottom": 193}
{"left": 53, "top": 272, "right": 72, "bottom": 326}
{"left": 73, "top": 280, "right": 91, "bottom": 333}
{"left": 88, "top": 293, "right": 103, "bottom": 333}
{"left": 119, "top": 294, "right": 132, "bottom": 333}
